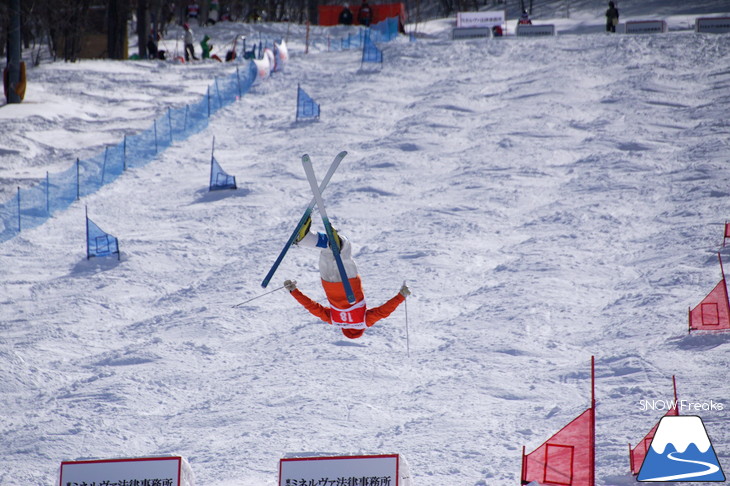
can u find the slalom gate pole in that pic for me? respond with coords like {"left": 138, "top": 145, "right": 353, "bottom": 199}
{"left": 232, "top": 285, "right": 285, "bottom": 308}
{"left": 305, "top": 21, "right": 310, "bottom": 54}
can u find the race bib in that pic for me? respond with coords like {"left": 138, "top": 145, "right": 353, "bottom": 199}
{"left": 330, "top": 300, "right": 367, "bottom": 329}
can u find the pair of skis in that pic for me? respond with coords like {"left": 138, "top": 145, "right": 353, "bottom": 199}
{"left": 260, "top": 151, "right": 356, "bottom": 304}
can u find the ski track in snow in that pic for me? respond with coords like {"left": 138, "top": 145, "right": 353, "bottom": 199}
{"left": 2, "top": 3, "right": 730, "bottom": 485}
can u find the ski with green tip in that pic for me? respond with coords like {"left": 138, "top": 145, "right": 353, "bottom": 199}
{"left": 301, "top": 154, "right": 356, "bottom": 304}
{"left": 261, "top": 151, "right": 347, "bottom": 288}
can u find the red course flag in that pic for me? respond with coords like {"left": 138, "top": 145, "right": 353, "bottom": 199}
{"left": 521, "top": 357, "right": 595, "bottom": 486}
{"left": 689, "top": 253, "right": 730, "bottom": 332}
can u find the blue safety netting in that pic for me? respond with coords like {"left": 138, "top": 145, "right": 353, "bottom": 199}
{"left": 362, "top": 32, "right": 383, "bottom": 64}
{"left": 209, "top": 156, "right": 237, "bottom": 190}
{"left": 333, "top": 16, "right": 400, "bottom": 51}
{"left": 50, "top": 163, "right": 80, "bottom": 212}
{"left": 341, "top": 30, "right": 366, "bottom": 50}
{"left": 370, "top": 17, "right": 400, "bottom": 43}
{"left": 18, "top": 182, "right": 49, "bottom": 233}
{"left": 0, "top": 60, "right": 258, "bottom": 244}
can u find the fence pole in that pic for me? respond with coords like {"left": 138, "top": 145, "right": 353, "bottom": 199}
{"left": 76, "top": 158, "right": 80, "bottom": 200}
{"left": 213, "top": 79, "right": 218, "bottom": 109}
{"left": 101, "top": 147, "right": 108, "bottom": 185}
{"left": 16, "top": 187, "right": 20, "bottom": 232}
{"left": 168, "top": 108, "right": 173, "bottom": 143}
{"left": 45, "top": 171, "right": 50, "bottom": 214}
{"left": 85, "top": 205, "right": 90, "bottom": 260}
{"left": 296, "top": 83, "right": 301, "bottom": 122}
{"left": 236, "top": 67, "right": 241, "bottom": 98}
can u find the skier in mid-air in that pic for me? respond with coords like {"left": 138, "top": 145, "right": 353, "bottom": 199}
{"left": 284, "top": 216, "right": 410, "bottom": 339}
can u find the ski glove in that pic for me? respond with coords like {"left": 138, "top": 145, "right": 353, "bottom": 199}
{"left": 399, "top": 283, "right": 411, "bottom": 297}
{"left": 284, "top": 280, "right": 297, "bottom": 292}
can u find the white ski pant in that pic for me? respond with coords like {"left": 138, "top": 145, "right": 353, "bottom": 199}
{"left": 298, "top": 231, "right": 358, "bottom": 283}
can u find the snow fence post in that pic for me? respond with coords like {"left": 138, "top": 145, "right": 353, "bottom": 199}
{"left": 167, "top": 108, "right": 173, "bottom": 143}
{"left": 16, "top": 186, "right": 20, "bottom": 232}
{"left": 101, "top": 147, "right": 108, "bottom": 185}
{"left": 295, "top": 83, "right": 301, "bottom": 122}
{"left": 85, "top": 205, "right": 90, "bottom": 260}
{"left": 76, "top": 158, "right": 80, "bottom": 200}
{"left": 45, "top": 171, "right": 49, "bottom": 214}
{"left": 154, "top": 119, "right": 158, "bottom": 154}
{"left": 236, "top": 66, "right": 241, "bottom": 98}
{"left": 215, "top": 78, "right": 221, "bottom": 108}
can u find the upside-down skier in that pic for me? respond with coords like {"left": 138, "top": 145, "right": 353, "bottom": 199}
{"left": 284, "top": 216, "right": 410, "bottom": 339}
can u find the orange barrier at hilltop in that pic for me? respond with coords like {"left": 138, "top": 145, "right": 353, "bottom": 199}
{"left": 318, "top": 3, "right": 406, "bottom": 26}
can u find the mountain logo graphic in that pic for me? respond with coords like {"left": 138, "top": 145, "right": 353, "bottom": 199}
{"left": 638, "top": 415, "right": 725, "bottom": 482}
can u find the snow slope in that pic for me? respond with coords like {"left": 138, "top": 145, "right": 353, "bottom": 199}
{"left": 1, "top": 2, "right": 730, "bottom": 485}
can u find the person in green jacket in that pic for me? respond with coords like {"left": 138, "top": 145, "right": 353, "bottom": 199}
{"left": 200, "top": 34, "right": 213, "bottom": 59}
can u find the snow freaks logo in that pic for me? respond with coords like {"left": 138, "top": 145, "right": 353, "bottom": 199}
{"left": 639, "top": 399, "right": 724, "bottom": 412}
{"left": 637, "top": 416, "right": 725, "bottom": 482}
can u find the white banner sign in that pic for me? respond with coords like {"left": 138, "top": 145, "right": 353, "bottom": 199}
{"left": 625, "top": 20, "right": 667, "bottom": 34}
{"left": 516, "top": 24, "right": 556, "bottom": 36}
{"left": 280, "top": 454, "right": 406, "bottom": 486}
{"left": 60, "top": 456, "right": 191, "bottom": 486}
{"left": 456, "top": 10, "right": 505, "bottom": 28}
{"left": 696, "top": 17, "right": 730, "bottom": 33}
{"left": 453, "top": 27, "right": 492, "bottom": 39}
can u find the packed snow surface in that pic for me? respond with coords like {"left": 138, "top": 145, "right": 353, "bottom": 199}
{"left": 1, "top": 1, "right": 730, "bottom": 485}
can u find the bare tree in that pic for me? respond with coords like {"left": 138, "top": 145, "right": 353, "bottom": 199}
{"left": 136, "top": 0, "right": 148, "bottom": 58}
{"left": 35, "top": 0, "right": 94, "bottom": 62}
{"left": 0, "top": 1, "right": 7, "bottom": 58}
{"left": 107, "top": 0, "right": 129, "bottom": 59}
{"left": 6, "top": 0, "right": 22, "bottom": 103}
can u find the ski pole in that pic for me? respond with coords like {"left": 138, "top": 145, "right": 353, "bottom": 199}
{"left": 404, "top": 280, "right": 410, "bottom": 357}
{"left": 232, "top": 285, "right": 285, "bottom": 308}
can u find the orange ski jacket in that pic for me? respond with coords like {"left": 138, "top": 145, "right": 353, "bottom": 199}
{"left": 290, "top": 276, "right": 405, "bottom": 339}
